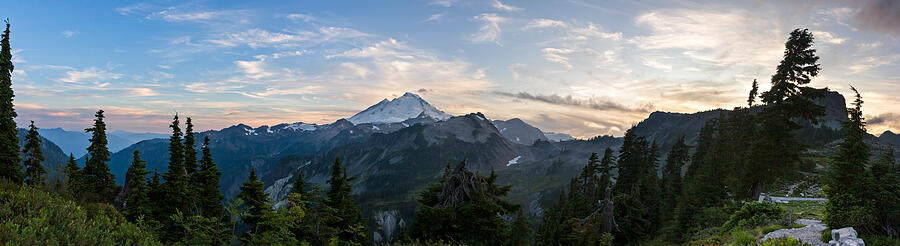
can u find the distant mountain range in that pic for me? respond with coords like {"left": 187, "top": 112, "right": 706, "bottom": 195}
{"left": 37, "top": 128, "right": 167, "bottom": 157}
{"left": 22, "top": 90, "right": 900, "bottom": 242}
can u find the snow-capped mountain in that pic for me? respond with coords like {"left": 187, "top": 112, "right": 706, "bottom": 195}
{"left": 347, "top": 92, "right": 451, "bottom": 124}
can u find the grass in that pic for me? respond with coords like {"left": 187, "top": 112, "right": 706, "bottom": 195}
{"left": 778, "top": 200, "right": 825, "bottom": 220}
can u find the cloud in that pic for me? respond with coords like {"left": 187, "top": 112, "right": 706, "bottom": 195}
{"left": 494, "top": 91, "right": 653, "bottom": 113}
{"left": 208, "top": 27, "right": 368, "bottom": 48}
{"left": 847, "top": 55, "right": 900, "bottom": 73}
{"left": 854, "top": 0, "right": 900, "bottom": 35}
{"left": 869, "top": 113, "right": 900, "bottom": 132}
{"left": 423, "top": 13, "right": 444, "bottom": 22}
{"left": 541, "top": 48, "right": 576, "bottom": 69}
{"left": 631, "top": 9, "right": 783, "bottom": 67}
{"left": 151, "top": 8, "right": 222, "bottom": 22}
{"left": 812, "top": 30, "right": 846, "bottom": 44}
{"left": 286, "top": 13, "right": 315, "bottom": 22}
{"left": 525, "top": 18, "right": 567, "bottom": 29}
{"left": 491, "top": 0, "right": 522, "bottom": 12}
{"left": 470, "top": 13, "right": 506, "bottom": 45}
{"left": 431, "top": 0, "right": 457, "bottom": 7}
{"left": 57, "top": 67, "right": 123, "bottom": 83}
{"left": 61, "top": 30, "right": 79, "bottom": 38}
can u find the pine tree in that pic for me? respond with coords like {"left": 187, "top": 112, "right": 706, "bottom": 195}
{"left": 748, "top": 79, "right": 758, "bottom": 108}
{"left": 823, "top": 86, "right": 873, "bottom": 231}
{"left": 749, "top": 28, "right": 825, "bottom": 200}
{"left": 325, "top": 157, "right": 367, "bottom": 244}
{"left": 197, "top": 136, "right": 224, "bottom": 219}
{"left": 184, "top": 117, "right": 198, "bottom": 181}
{"left": 612, "top": 127, "right": 661, "bottom": 243}
{"left": 661, "top": 136, "right": 688, "bottom": 221}
{"left": 868, "top": 149, "right": 900, "bottom": 236}
{"left": 123, "top": 150, "right": 151, "bottom": 221}
{"left": 0, "top": 21, "right": 22, "bottom": 183}
{"left": 238, "top": 168, "right": 272, "bottom": 238}
{"left": 161, "top": 114, "right": 190, "bottom": 240}
{"left": 22, "top": 121, "right": 45, "bottom": 186}
{"left": 63, "top": 154, "right": 82, "bottom": 197}
{"left": 83, "top": 110, "right": 116, "bottom": 201}
{"left": 411, "top": 160, "right": 519, "bottom": 245}
{"left": 147, "top": 169, "right": 165, "bottom": 223}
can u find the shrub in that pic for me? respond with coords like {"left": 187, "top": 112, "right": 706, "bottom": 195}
{"left": 722, "top": 202, "right": 784, "bottom": 231}
{"left": 730, "top": 231, "right": 756, "bottom": 246}
{"left": 861, "top": 235, "right": 900, "bottom": 246}
{"left": 0, "top": 184, "right": 160, "bottom": 244}
{"left": 759, "top": 237, "right": 810, "bottom": 246}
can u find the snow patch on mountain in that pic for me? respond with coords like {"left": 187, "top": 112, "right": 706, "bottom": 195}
{"left": 284, "top": 123, "right": 317, "bottom": 132}
{"left": 506, "top": 156, "right": 521, "bottom": 166}
{"left": 348, "top": 92, "right": 451, "bottom": 124}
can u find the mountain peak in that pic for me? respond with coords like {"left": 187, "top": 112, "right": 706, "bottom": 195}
{"left": 348, "top": 92, "right": 451, "bottom": 124}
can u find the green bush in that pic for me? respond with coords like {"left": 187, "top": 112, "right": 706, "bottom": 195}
{"left": 0, "top": 183, "right": 160, "bottom": 245}
{"left": 861, "top": 235, "right": 900, "bottom": 246}
{"left": 722, "top": 202, "right": 784, "bottom": 231}
{"left": 819, "top": 229, "right": 831, "bottom": 243}
{"left": 730, "top": 230, "right": 756, "bottom": 246}
{"left": 758, "top": 237, "right": 809, "bottom": 246}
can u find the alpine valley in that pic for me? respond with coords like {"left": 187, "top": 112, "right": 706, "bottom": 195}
{"left": 20, "top": 90, "right": 893, "bottom": 242}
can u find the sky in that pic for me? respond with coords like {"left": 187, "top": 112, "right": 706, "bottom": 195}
{"left": 6, "top": 0, "right": 900, "bottom": 138}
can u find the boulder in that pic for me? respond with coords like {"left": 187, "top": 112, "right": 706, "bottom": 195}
{"left": 828, "top": 227, "right": 864, "bottom": 246}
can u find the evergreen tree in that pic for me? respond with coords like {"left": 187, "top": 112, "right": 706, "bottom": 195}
{"left": 147, "top": 170, "right": 165, "bottom": 225}
{"left": 161, "top": 114, "right": 190, "bottom": 240}
{"left": 184, "top": 117, "right": 198, "bottom": 177}
{"left": 411, "top": 160, "right": 519, "bottom": 245}
{"left": 237, "top": 168, "right": 272, "bottom": 238}
{"left": 22, "top": 121, "right": 45, "bottom": 186}
{"left": 661, "top": 136, "right": 688, "bottom": 221}
{"left": 612, "top": 127, "right": 661, "bottom": 243}
{"left": 749, "top": 28, "right": 825, "bottom": 200}
{"left": 748, "top": 79, "right": 758, "bottom": 108}
{"left": 83, "top": 110, "right": 116, "bottom": 201}
{"left": 0, "top": 21, "right": 22, "bottom": 183}
{"left": 823, "top": 86, "right": 873, "bottom": 231}
{"left": 868, "top": 148, "right": 900, "bottom": 236}
{"left": 197, "top": 136, "right": 225, "bottom": 219}
{"left": 63, "top": 154, "right": 82, "bottom": 197}
{"left": 123, "top": 151, "right": 151, "bottom": 221}
{"left": 325, "top": 157, "right": 367, "bottom": 244}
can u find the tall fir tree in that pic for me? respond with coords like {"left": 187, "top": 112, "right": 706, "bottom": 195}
{"left": 868, "top": 148, "right": 900, "bottom": 236}
{"left": 22, "top": 121, "right": 45, "bottom": 186}
{"left": 412, "top": 160, "right": 519, "bottom": 245}
{"left": 197, "top": 136, "right": 225, "bottom": 219}
{"left": 748, "top": 79, "right": 758, "bottom": 108}
{"left": 147, "top": 169, "right": 165, "bottom": 224}
{"left": 238, "top": 168, "right": 273, "bottom": 238}
{"left": 63, "top": 153, "right": 82, "bottom": 197}
{"left": 748, "top": 28, "right": 825, "bottom": 200}
{"left": 123, "top": 150, "right": 151, "bottom": 221}
{"left": 0, "top": 21, "right": 22, "bottom": 183}
{"left": 161, "top": 114, "right": 190, "bottom": 240}
{"left": 823, "top": 86, "right": 873, "bottom": 231}
{"left": 612, "top": 127, "right": 661, "bottom": 243}
{"left": 661, "top": 136, "right": 688, "bottom": 221}
{"left": 184, "top": 117, "right": 198, "bottom": 181}
{"left": 84, "top": 110, "right": 116, "bottom": 201}
{"left": 325, "top": 157, "right": 367, "bottom": 244}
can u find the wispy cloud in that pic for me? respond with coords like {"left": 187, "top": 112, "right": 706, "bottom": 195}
{"left": 630, "top": 9, "right": 783, "bottom": 67}
{"left": 847, "top": 55, "right": 900, "bottom": 73}
{"left": 58, "top": 67, "right": 123, "bottom": 83}
{"left": 812, "top": 30, "right": 846, "bottom": 44}
{"left": 423, "top": 13, "right": 444, "bottom": 22}
{"left": 470, "top": 13, "right": 506, "bottom": 45}
{"left": 431, "top": 0, "right": 457, "bottom": 7}
{"left": 286, "top": 13, "right": 315, "bottom": 22}
{"left": 61, "top": 30, "right": 79, "bottom": 38}
{"left": 494, "top": 91, "right": 653, "bottom": 113}
{"left": 491, "top": 0, "right": 522, "bottom": 12}
{"left": 541, "top": 48, "right": 576, "bottom": 69}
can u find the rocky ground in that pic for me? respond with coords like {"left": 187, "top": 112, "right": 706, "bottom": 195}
{"left": 761, "top": 219, "right": 827, "bottom": 246}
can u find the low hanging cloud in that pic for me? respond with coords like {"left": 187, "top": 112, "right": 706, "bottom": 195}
{"left": 869, "top": 113, "right": 900, "bottom": 130}
{"left": 854, "top": 0, "right": 900, "bottom": 35}
{"left": 494, "top": 91, "right": 654, "bottom": 113}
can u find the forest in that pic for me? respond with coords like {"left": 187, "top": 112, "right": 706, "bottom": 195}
{"left": 0, "top": 17, "right": 898, "bottom": 246}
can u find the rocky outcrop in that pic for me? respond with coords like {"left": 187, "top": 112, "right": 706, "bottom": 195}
{"left": 762, "top": 219, "right": 827, "bottom": 245}
{"left": 829, "top": 227, "right": 865, "bottom": 246}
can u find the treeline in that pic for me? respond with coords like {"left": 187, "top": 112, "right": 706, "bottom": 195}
{"left": 536, "top": 28, "right": 899, "bottom": 245}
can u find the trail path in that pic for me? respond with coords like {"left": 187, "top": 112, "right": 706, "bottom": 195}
{"left": 761, "top": 219, "right": 827, "bottom": 246}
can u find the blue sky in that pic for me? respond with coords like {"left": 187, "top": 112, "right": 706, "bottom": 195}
{"left": 7, "top": 0, "right": 900, "bottom": 137}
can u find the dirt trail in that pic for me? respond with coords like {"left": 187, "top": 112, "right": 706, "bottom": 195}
{"left": 761, "top": 219, "right": 827, "bottom": 246}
